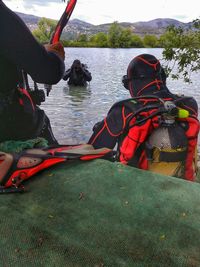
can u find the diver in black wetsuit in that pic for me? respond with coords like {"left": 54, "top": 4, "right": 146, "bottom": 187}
{"left": 0, "top": 0, "right": 65, "bottom": 144}
{"left": 63, "top": 59, "right": 92, "bottom": 86}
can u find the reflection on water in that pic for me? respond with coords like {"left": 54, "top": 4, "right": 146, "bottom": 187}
{"left": 63, "top": 85, "right": 91, "bottom": 105}
{"left": 38, "top": 47, "right": 200, "bottom": 147}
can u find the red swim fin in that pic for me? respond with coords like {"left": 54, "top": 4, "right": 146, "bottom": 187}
{"left": 0, "top": 144, "right": 112, "bottom": 193}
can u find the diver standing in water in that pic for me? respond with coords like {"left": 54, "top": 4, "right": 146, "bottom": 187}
{"left": 63, "top": 59, "right": 92, "bottom": 86}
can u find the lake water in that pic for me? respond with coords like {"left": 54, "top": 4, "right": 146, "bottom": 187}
{"left": 37, "top": 48, "right": 200, "bottom": 145}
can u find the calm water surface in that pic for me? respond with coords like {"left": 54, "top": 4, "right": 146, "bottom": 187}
{"left": 37, "top": 48, "right": 200, "bottom": 145}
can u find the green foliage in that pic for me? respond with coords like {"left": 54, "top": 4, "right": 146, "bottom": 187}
{"left": 92, "top": 32, "right": 108, "bottom": 47}
{"left": 60, "top": 21, "right": 160, "bottom": 49}
{"left": 119, "top": 28, "right": 133, "bottom": 48}
{"left": 108, "top": 21, "right": 123, "bottom": 48}
{"left": 32, "top": 17, "right": 57, "bottom": 43}
{"left": 130, "top": 34, "right": 144, "bottom": 48}
{"left": 77, "top": 34, "right": 88, "bottom": 43}
{"left": 193, "top": 18, "right": 200, "bottom": 29}
{"left": 143, "top": 35, "right": 159, "bottom": 48}
{"left": 161, "top": 20, "right": 200, "bottom": 82}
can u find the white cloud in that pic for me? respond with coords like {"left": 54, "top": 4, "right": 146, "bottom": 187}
{"left": 3, "top": 0, "right": 200, "bottom": 24}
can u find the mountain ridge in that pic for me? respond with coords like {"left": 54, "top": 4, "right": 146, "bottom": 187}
{"left": 17, "top": 12, "right": 193, "bottom": 38}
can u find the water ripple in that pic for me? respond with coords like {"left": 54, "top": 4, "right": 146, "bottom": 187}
{"left": 30, "top": 48, "right": 200, "bottom": 147}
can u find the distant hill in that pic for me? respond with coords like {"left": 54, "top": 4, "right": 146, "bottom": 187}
{"left": 16, "top": 12, "right": 40, "bottom": 30}
{"left": 64, "top": 18, "right": 192, "bottom": 39}
{"left": 17, "top": 12, "right": 193, "bottom": 38}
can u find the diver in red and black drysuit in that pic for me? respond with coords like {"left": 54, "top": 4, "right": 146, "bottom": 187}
{"left": 0, "top": 1, "right": 65, "bottom": 144}
{"left": 88, "top": 54, "right": 200, "bottom": 181}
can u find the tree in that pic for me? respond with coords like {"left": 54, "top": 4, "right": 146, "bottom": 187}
{"left": 119, "top": 28, "right": 133, "bottom": 48}
{"left": 130, "top": 34, "right": 144, "bottom": 48}
{"left": 143, "top": 35, "right": 158, "bottom": 48}
{"left": 161, "top": 19, "right": 200, "bottom": 82}
{"left": 108, "top": 22, "right": 122, "bottom": 48}
{"left": 32, "top": 18, "right": 57, "bottom": 43}
{"left": 77, "top": 34, "right": 88, "bottom": 43}
{"left": 93, "top": 32, "right": 108, "bottom": 47}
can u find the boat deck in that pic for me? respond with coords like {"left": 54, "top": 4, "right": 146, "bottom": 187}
{"left": 1, "top": 158, "right": 200, "bottom": 266}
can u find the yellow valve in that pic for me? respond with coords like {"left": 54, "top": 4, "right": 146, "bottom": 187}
{"left": 178, "top": 109, "right": 189, "bottom": 118}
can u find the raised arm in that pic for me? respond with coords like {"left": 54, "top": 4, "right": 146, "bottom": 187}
{"left": 0, "top": 1, "right": 65, "bottom": 85}
{"left": 83, "top": 69, "right": 92, "bottom": 82}
{"left": 63, "top": 68, "right": 72, "bottom": 81}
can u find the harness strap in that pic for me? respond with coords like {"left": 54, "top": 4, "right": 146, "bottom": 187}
{"left": 158, "top": 150, "right": 187, "bottom": 162}
{"left": 127, "top": 143, "right": 145, "bottom": 167}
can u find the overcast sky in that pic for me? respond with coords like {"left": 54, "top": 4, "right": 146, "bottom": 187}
{"left": 3, "top": 0, "right": 200, "bottom": 25}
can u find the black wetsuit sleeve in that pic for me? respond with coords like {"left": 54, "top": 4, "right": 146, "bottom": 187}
{"left": 83, "top": 69, "right": 92, "bottom": 82}
{"left": 0, "top": 1, "right": 65, "bottom": 84}
{"left": 63, "top": 69, "right": 71, "bottom": 81}
{"left": 88, "top": 106, "right": 125, "bottom": 149}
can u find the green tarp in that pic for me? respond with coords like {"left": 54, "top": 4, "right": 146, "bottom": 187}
{"left": 1, "top": 158, "right": 200, "bottom": 267}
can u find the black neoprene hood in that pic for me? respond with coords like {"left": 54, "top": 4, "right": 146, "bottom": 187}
{"left": 126, "top": 54, "right": 166, "bottom": 97}
{"left": 127, "top": 54, "right": 162, "bottom": 80}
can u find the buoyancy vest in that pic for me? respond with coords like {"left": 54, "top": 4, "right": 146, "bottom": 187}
{"left": 17, "top": 87, "right": 35, "bottom": 113}
{"left": 116, "top": 96, "right": 200, "bottom": 181}
{"left": 1, "top": 86, "right": 47, "bottom": 142}
{"left": 16, "top": 88, "right": 52, "bottom": 140}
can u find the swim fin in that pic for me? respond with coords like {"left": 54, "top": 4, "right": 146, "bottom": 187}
{"left": 0, "top": 144, "right": 113, "bottom": 193}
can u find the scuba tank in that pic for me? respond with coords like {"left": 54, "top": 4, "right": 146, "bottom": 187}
{"left": 146, "top": 101, "right": 189, "bottom": 178}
